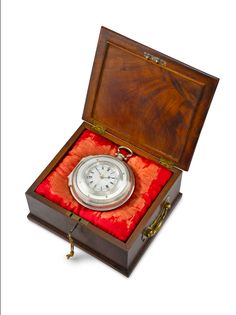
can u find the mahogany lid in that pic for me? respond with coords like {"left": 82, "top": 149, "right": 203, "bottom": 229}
{"left": 83, "top": 27, "right": 219, "bottom": 171}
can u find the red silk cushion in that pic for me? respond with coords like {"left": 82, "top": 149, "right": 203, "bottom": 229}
{"left": 36, "top": 130, "right": 172, "bottom": 241}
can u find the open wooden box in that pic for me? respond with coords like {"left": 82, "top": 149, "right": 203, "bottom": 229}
{"left": 26, "top": 27, "right": 219, "bottom": 276}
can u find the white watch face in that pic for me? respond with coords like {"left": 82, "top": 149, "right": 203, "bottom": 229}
{"left": 68, "top": 154, "right": 135, "bottom": 211}
{"left": 86, "top": 163, "right": 119, "bottom": 193}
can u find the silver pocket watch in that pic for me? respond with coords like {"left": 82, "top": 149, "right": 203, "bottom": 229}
{"left": 68, "top": 146, "right": 135, "bottom": 211}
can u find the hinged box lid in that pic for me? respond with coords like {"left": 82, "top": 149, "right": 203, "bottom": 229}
{"left": 83, "top": 27, "right": 219, "bottom": 171}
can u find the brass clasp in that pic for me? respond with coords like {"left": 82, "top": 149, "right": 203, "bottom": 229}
{"left": 142, "top": 197, "right": 172, "bottom": 240}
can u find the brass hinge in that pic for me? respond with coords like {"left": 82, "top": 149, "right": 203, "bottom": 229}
{"left": 159, "top": 157, "right": 175, "bottom": 169}
{"left": 91, "top": 122, "right": 106, "bottom": 135}
{"left": 144, "top": 52, "right": 167, "bottom": 66}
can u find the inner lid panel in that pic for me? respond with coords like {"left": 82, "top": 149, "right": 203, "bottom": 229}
{"left": 92, "top": 42, "right": 205, "bottom": 164}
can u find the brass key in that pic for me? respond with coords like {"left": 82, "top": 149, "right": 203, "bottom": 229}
{"left": 66, "top": 232, "right": 74, "bottom": 259}
{"left": 66, "top": 223, "right": 78, "bottom": 259}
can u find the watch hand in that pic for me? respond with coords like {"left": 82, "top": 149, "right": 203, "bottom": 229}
{"left": 95, "top": 167, "right": 102, "bottom": 176}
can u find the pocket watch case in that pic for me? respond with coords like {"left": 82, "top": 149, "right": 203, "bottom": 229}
{"left": 68, "top": 146, "right": 135, "bottom": 211}
{"left": 26, "top": 27, "right": 219, "bottom": 276}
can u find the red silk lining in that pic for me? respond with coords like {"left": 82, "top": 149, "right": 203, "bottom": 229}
{"left": 36, "top": 130, "right": 172, "bottom": 241}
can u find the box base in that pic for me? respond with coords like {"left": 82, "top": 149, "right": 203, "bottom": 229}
{"left": 27, "top": 192, "right": 182, "bottom": 277}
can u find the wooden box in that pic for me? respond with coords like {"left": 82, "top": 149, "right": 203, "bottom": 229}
{"left": 26, "top": 27, "right": 219, "bottom": 276}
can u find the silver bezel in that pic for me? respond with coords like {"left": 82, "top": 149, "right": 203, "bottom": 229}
{"left": 68, "top": 155, "right": 135, "bottom": 211}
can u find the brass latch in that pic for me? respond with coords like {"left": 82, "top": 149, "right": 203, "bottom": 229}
{"left": 142, "top": 198, "right": 172, "bottom": 240}
{"left": 144, "top": 52, "right": 167, "bottom": 66}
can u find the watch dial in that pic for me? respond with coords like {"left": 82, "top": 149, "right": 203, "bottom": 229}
{"left": 68, "top": 155, "right": 135, "bottom": 211}
{"left": 86, "top": 164, "right": 119, "bottom": 193}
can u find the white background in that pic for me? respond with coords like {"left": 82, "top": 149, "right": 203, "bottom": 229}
{"left": 2, "top": 0, "right": 236, "bottom": 314}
